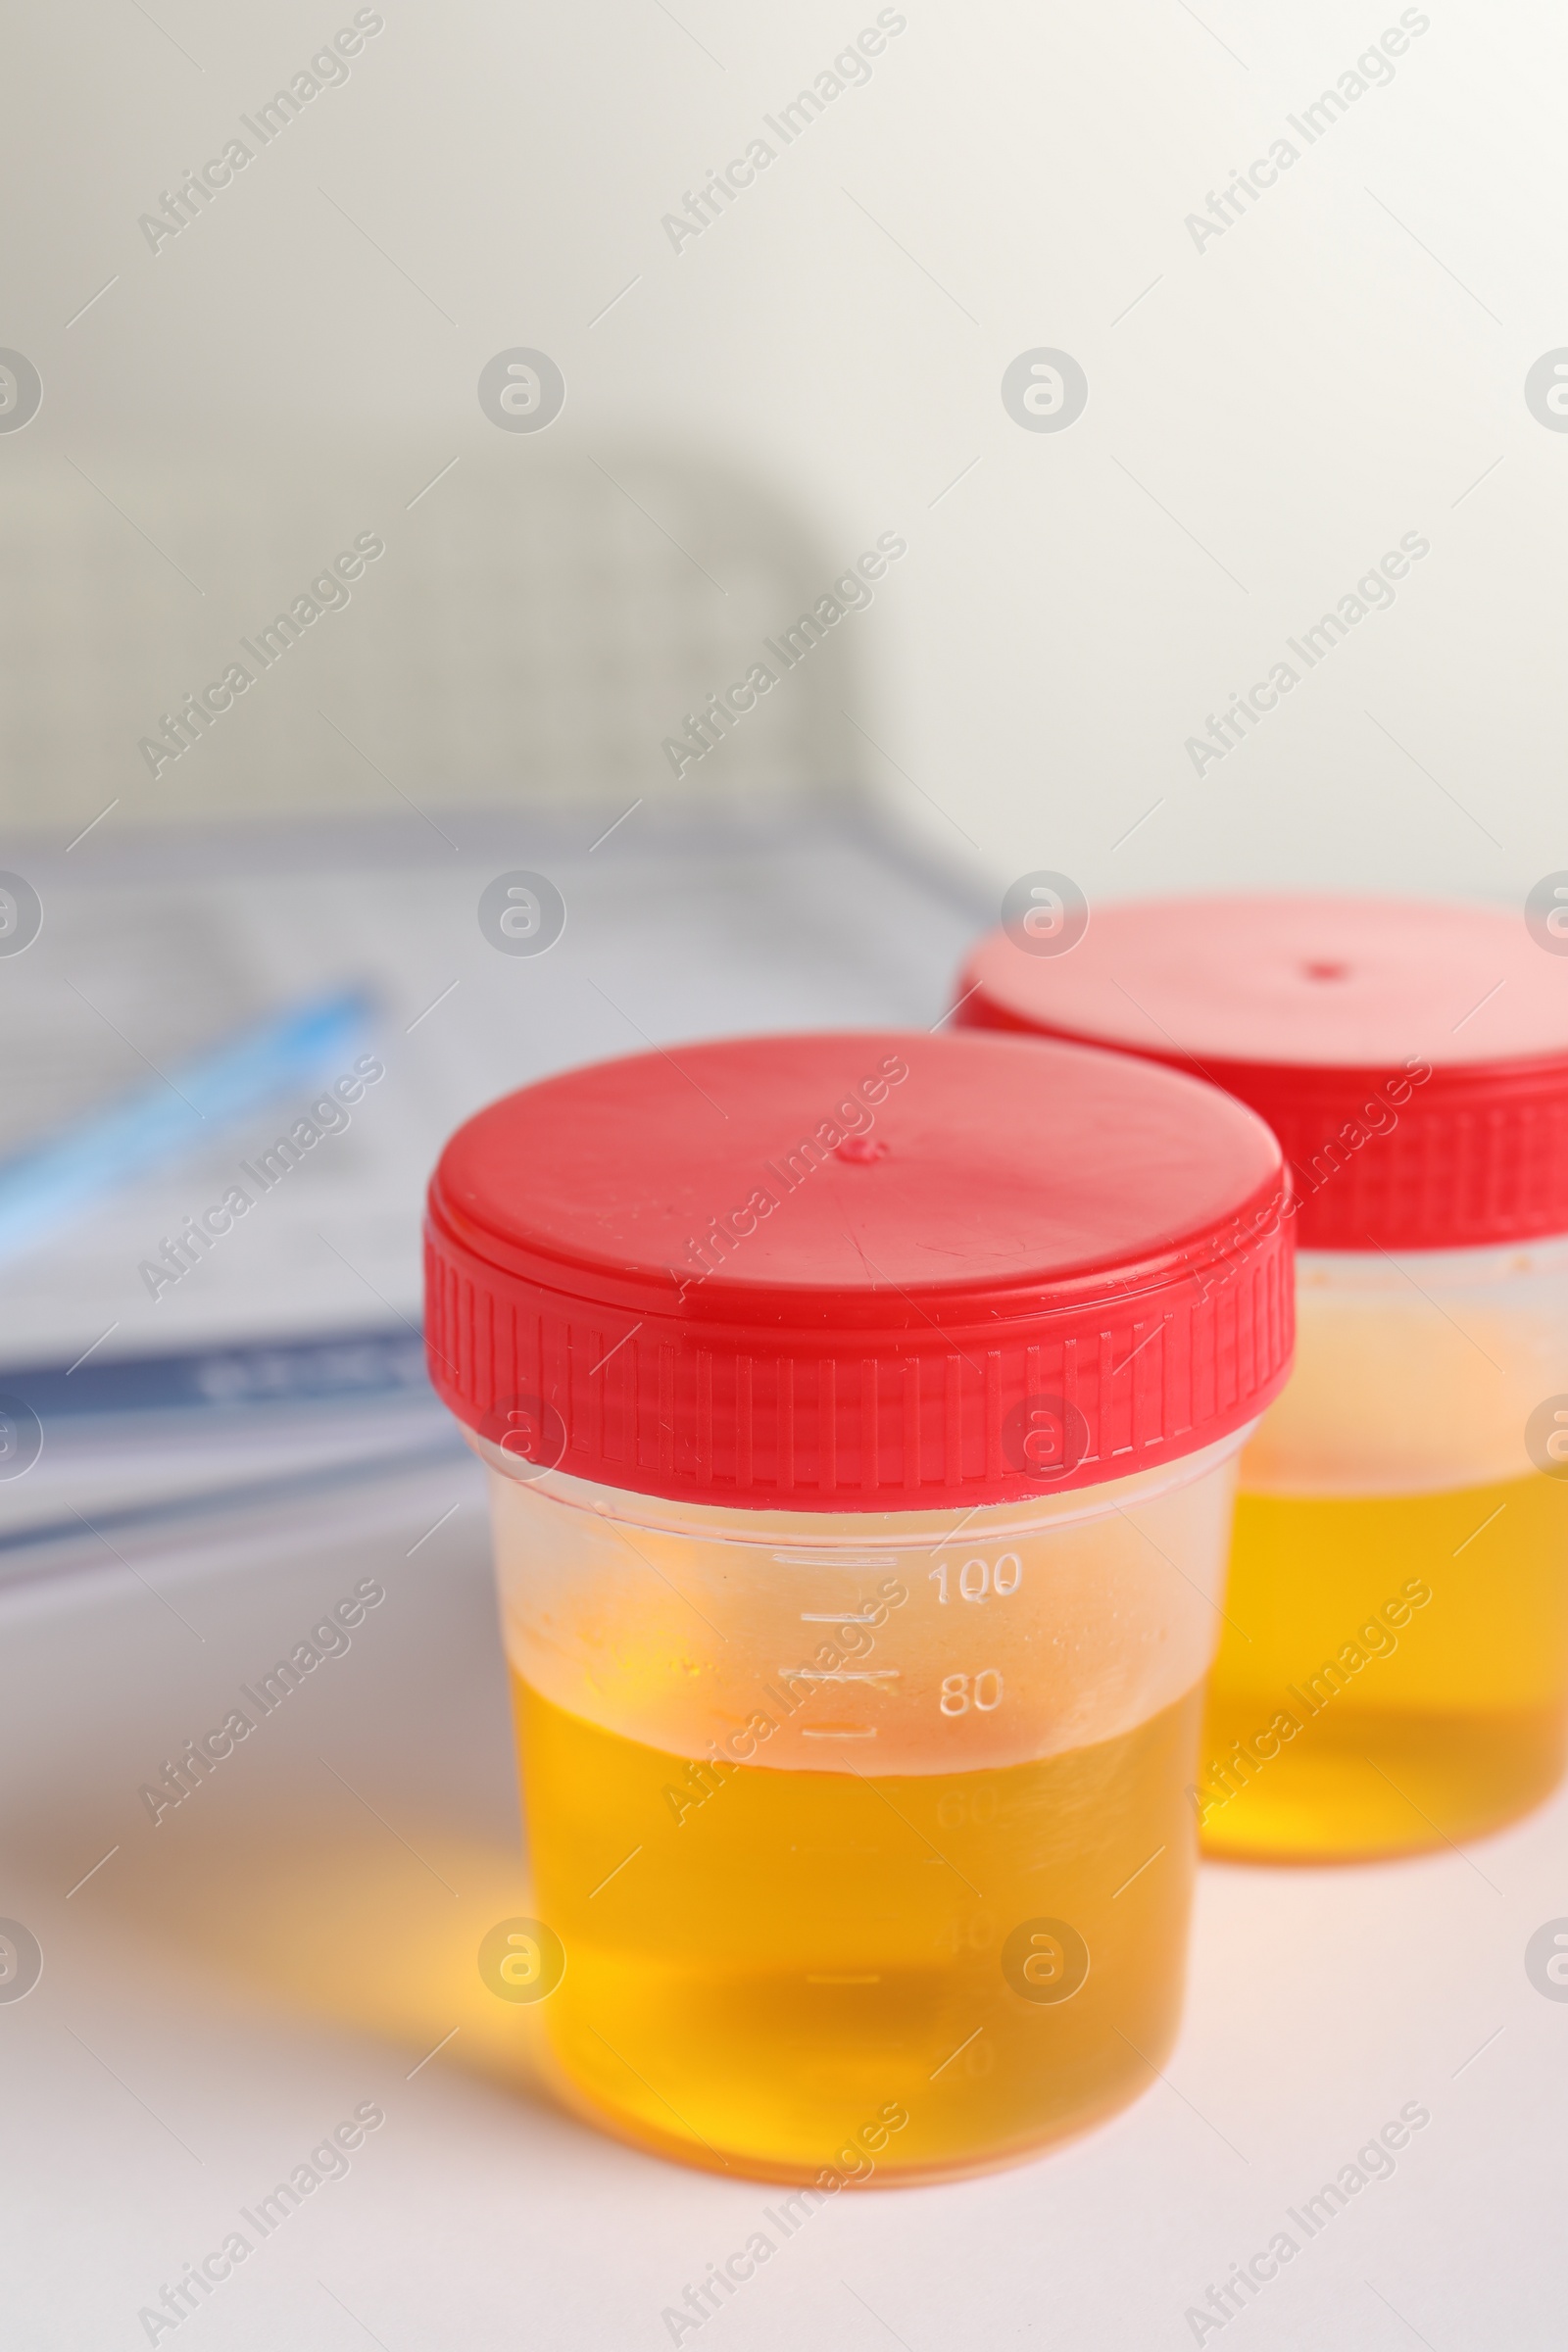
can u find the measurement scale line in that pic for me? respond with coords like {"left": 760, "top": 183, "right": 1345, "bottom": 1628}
{"left": 772, "top": 1552, "right": 898, "bottom": 1568}
{"left": 799, "top": 1609, "right": 884, "bottom": 1623}
{"left": 777, "top": 1667, "right": 901, "bottom": 1683}
{"left": 802, "top": 1728, "right": 878, "bottom": 1740}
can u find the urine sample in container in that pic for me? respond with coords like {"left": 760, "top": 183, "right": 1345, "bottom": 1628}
{"left": 956, "top": 895, "right": 1568, "bottom": 1860}
{"left": 424, "top": 1029, "right": 1292, "bottom": 2180}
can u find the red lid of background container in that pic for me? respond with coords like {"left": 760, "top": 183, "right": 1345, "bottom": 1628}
{"left": 956, "top": 894, "right": 1568, "bottom": 1251}
{"left": 424, "top": 1029, "right": 1292, "bottom": 1510}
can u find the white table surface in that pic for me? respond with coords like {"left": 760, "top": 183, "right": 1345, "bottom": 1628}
{"left": 3, "top": 817, "right": 1562, "bottom": 2349}
{"left": 3, "top": 1455, "right": 1564, "bottom": 2351}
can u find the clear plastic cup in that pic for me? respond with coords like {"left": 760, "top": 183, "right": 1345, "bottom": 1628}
{"left": 956, "top": 891, "right": 1568, "bottom": 1859}
{"left": 1200, "top": 1237, "right": 1568, "bottom": 1856}
{"left": 425, "top": 1028, "right": 1292, "bottom": 2179}
{"left": 481, "top": 1430, "right": 1252, "bottom": 2180}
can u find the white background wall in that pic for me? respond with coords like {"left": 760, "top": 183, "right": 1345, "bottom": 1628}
{"left": 4, "top": 0, "right": 1562, "bottom": 906}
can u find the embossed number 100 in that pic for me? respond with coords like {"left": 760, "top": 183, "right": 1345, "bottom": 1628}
{"left": 928, "top": 1553, "right": 1021, "bottom": 1603}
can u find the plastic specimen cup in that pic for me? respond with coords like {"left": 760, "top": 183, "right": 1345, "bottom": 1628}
{"left": 956, "top": 894, "right": 1568, "bottom": 1861}
{"left": 423, "top": 1028, "right": 1292, "bottom": 2178}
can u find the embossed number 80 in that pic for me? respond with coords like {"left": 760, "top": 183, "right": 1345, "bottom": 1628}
{"left": 940, "top": 1671, "right": 1004, "bottom": 1716}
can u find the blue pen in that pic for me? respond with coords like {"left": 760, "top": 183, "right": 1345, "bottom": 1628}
{"left": 0, "top": 987, "right": 377, "bottom": 1259}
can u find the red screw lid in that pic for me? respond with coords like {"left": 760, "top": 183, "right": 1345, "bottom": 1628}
{"left": 956, "top": 895, "right": 1568, "bottom": 1251}
{"left": 424, "top": 1029, "right": 1292, "bottom": 1510}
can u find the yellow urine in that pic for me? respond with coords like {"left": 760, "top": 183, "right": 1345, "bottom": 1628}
{"left": 514, "top": 1674, "right": 1201, "bottom": 2183}
{"left": 1200, "top": 1471, "right": 1568, "bottom": 1861}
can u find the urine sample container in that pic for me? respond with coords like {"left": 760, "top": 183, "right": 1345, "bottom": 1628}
{"left": 956, "top": 894, "right": 1568, "bottom": 1861}
{"left": 424, "top": 1028, "right": 1291, "bottom": 2181}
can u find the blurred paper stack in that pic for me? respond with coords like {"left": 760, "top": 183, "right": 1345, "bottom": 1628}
{"left": 0, "top": 807, "right": 988, "bottom": 1587}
